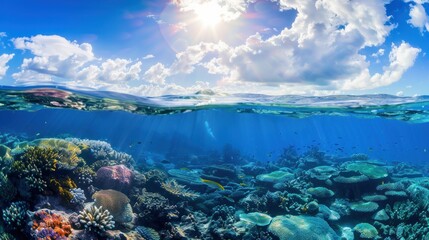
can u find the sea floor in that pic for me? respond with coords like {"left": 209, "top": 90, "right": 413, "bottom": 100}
{"left": 1, "top": 134, "right": 428, "bottom": 239}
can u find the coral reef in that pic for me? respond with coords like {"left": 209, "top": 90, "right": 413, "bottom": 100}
{"left": 135, "top": 226, "right": 160, "bottom": 240}
{"left": 78, "top": 205, "right": 115, "bottom": 235}
{"left": 92, "top": 189, "right": 134, "bottom": 224}
{"left": 161, "top": 179, "right": 200, "bottom": 199}
{"left": 70, "top": 188, "right": 86, "bottom": 206}
{"left": 11, "top": 146, "right": 58, "bottom": 193}
{"left": 2, "top": 201, "right": 28, "bottom": 230}
{"left": 30, "top": 209, "right": 72, "bottom": 239}
{"left": 96, "top": 164, "right": 133, "bottom": 192}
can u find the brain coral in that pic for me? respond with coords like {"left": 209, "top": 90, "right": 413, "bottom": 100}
{"left": 92, "top": 189, "right": 133, "bottom": 224}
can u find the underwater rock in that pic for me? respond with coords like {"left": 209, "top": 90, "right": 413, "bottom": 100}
{"left": 353, "top": 223, "right": 378, "bottom": 239}
{"left": 238, "top": 212, "right": 272, "bottom": 226}
{"left": 268, "top": 215, "right": 339, "bottom": 240}
{"left": 307, "top": 187, "right": 335, "bottom": 199}
{"left": 92, "top": 189, "right": 134, "bottom": 224}
{"left": 256, "top": 170, "right": 294, "bottom": 184}
{"left": 96, "top": 164, "right": 133, "bottom": 192}
{"left": 350, "top": 202, "right": 379, "bottom": 213}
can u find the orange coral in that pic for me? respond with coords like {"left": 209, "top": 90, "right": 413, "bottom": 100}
{"left": 32, "top": 210, "right": 72, "bottom": 238}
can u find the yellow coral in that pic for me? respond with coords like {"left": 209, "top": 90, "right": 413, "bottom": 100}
{"left": 49, "top": 177, "right": 77, "bottom": 202}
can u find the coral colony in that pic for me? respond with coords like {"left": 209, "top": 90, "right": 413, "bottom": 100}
{"left": 1, "top": 136, "right": 429, "bottom": 239}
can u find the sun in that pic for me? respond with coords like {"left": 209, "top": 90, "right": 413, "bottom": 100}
{"left": 193, "top": 2, "right": 222, "bottom": 28}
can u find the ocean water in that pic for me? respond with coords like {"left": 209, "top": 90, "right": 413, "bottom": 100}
{"left": 1, "top": 86, "right": 429, "bottom": 239}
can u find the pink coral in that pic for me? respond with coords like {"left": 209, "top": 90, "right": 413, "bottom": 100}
{"left": 96, "top": 164, "right": 133, "bottom": 191}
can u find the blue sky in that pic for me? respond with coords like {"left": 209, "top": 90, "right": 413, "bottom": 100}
{"left": 0, "top": 0, "right": 428, "bottom": 96}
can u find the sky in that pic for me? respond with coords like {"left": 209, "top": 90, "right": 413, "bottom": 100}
{"left": 0, "top": 0, "right": 429, "bottom": 96}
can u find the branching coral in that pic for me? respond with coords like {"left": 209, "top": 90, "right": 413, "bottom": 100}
{"left": 73, "top": 166, "right": 95, "bottom": 186}
{"left": 31, "top": 210, "right": 72, "bottom": 239}
{"left": 0, "top": 172, "right": 16, "bottom": 206}
{"left": 67, "top": 138, "right": 134, "bottom": 167}
{"left": 49, "top": 177, "right": 77, "bottom": 202}
{"left": 2, "top": 201, "right": 28, "bottom": 230}
{"left": 70, "top": 188, "right": 87, "bottom": 205}
{"left": 78, "top": 205, "right": 115, "bottom": 235}
{"left": 11, "top": 147, "right": 58, "bottom": 193}
{"left": 32, "top": 138, "right": 82, "bottom": 170}
{"left": 132, "top": 188, "right": 178, "bottom": 223}
{"left": 161, "top": 179, "right": 200, "bottom": 199}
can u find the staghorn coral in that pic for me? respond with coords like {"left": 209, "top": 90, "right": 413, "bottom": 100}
{"left": 78, "top": 205, "right": 115, "bottom": 235}
{"left": 161, "top": 179, "right": 200, "bottom": 199}
{"left": 2, "top": 201, "right": 28, "bottom": 230}
{"left": 31, "top": 210, "right": 72, "bottom": 239}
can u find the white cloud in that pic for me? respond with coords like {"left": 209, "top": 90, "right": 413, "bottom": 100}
{"left": 12, "top": 70, "right": 53, "bottom": 83}
{"left": 407, "top": 3, "right": 429, "bottom": 32}
{"left": 340, "top": 42, "right": 421, "bottom": 90}
{"left": 13, "top": 35, "right": 94, "bottom": 79}
{"left": 0, "top": 32, "right": 6, "bottom": 38}
{"left": 0, "top": 53, "right": 14, "bottom": 79}
{"left": 143, "top": 54, "right": 155, "bottom": 60}
{"left": 79, "top": 58, "right": 142, "bottom": 83}
{"left": 12, "top": 34, "right": 143, "bottom": 85}
{"left": 143, "top": 63, "right": 170, "bottom": 84}
{"left": 170, "top": 41, "right": 229, "bottom": 74}
{"left": 372, "top": 49, "right": 385, "bottom": 58}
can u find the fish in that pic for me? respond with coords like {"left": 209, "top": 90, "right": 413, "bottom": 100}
{"left": 201, "top": 178, "right": 224, "bottom": 190}
{"left": 161, "top": 160, "right": 171, "bottom": 164}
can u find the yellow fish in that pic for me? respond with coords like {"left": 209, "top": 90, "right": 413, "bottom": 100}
{"left": 201, "top": 178, "right": 224, "bottom": 190}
